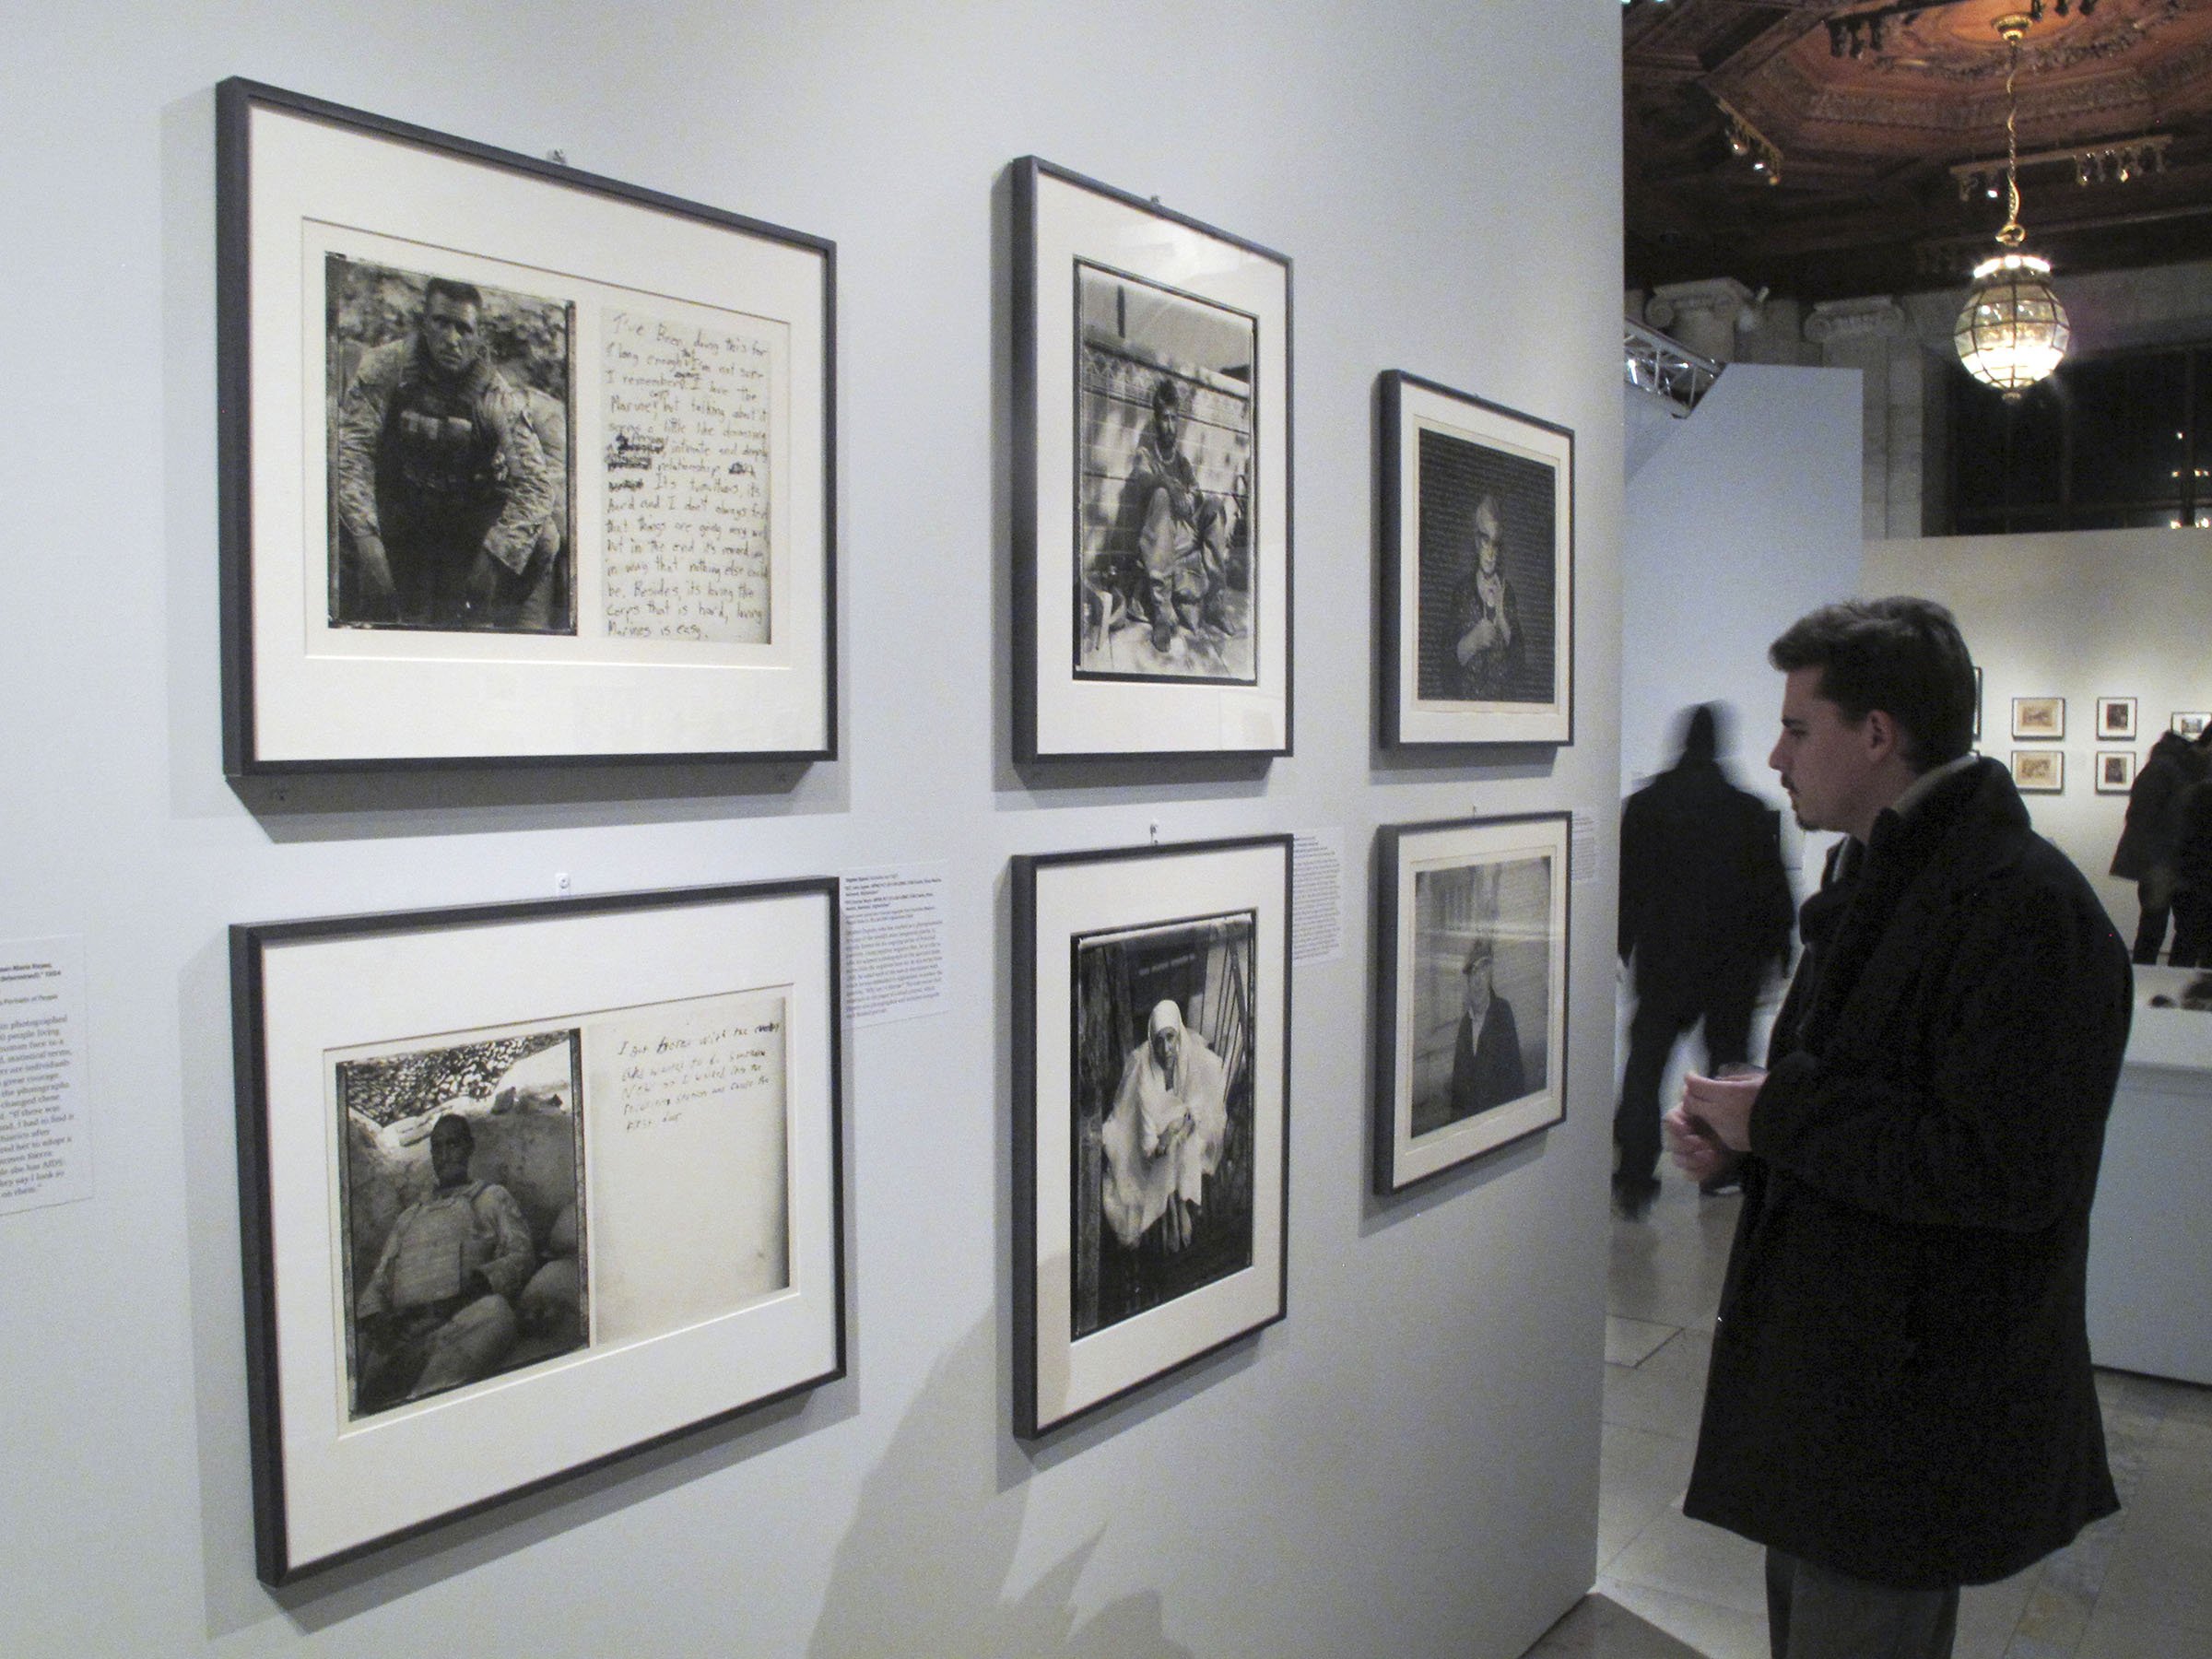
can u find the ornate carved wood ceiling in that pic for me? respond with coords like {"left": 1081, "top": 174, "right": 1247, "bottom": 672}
{"left": 1625, "top": 0, "right": 2212, "bottom": 300}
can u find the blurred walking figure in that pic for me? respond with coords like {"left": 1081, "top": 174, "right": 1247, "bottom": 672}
{"left": 2111, "top": 728, "right": 2209, "bottom": 963}
{"left": 1614, "top": 703, "right": 1794, "bottom": 1218}
{"left": 2168, "top": 735, "right": 2212, "bottom": 969}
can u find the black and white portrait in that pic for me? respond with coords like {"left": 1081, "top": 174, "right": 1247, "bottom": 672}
{"left": 335, "top": 1028, "right": 587, "bottom": 1419}
{"left": 1412, "top": 428, "right": 1558, "bottom": 705}
{"left": 325, "top": 254, "right": 577, "bottom": 634}
{"left": 1409, "top": 856, "right": 1552, "bottom": 1136}
{"left": 1070, "top": 912, "right": 1257, "bottom": 1337}
{"left": 1072, "top": 263, "right": 1257, "bottom": 684}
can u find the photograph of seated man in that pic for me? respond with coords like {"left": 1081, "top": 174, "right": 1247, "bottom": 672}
{"left": 352, "top": 1113, "right": 537, "bottom": 1412}
{"left": 338, "top": 1030, "right": 588, "bottom": 1418}
{"left": 1073, "top": 263, "right": 1256, "bottom": 682}
{"left": 326, "top": 254, "right": 576, "bottom": 634}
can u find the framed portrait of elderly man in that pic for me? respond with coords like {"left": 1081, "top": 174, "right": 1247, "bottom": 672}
{"left": 231, "top": 877, "right": 843, "bottom": 1582}
{"left": 218, "top": 79, "right": 834, "bottom": 771}
{"left": 1011, "top": 157, "right": 1291, "bottom": 761}
{"left": 1379, "top": 372, "right": 1574, "bottom": 747}
{"left": 1373, "top": 814, "right": 1571, "bottom": 1192}
{"left": 1011, "top": 835, "right": 1290, "bottom": 1436}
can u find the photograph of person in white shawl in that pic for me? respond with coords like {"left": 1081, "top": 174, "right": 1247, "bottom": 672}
{"left": 1070, "top": 911, "right": 1256, "bottom": 1337}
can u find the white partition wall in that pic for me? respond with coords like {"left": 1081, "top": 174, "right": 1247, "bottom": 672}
{"left": 1620, "top": 362, "right": 1865, "bottom": 923}
{"left": 1621, "top": 365, "right": 1866, "bottom": 801}
{"left": 0, "top": 6, "right": 1624, "bottom": 1654}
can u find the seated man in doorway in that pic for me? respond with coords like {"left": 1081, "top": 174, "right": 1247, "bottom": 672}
{"left": 354, "top": 1112, "right": 536, "bottom": 1413}
{"left": 1100, "top": 999, "right": 1231, "bottom": 1253}
{"left": 1124, "top": 377, "right": 1230, "bottom": 653}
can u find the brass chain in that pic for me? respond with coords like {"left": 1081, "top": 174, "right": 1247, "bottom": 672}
{"left": 1997, "top": 25, "right": 2028, "bottom": 247}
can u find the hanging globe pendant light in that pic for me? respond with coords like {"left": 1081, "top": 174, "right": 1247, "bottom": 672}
{"left": 1956, "top": 252, "right": 2070, "bottom": 397}
{"left": 1954, "top": 14, "right": 2071, "bottom": 401}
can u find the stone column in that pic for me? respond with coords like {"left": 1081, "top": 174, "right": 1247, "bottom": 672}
{"left": 1806, "top": 298, "right": 1909, "bottom": 538}
{"left": 1645, "top": 277, "right": 1755, "bottom": 364}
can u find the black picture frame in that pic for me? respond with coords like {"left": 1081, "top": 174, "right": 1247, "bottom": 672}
{"left": 218, "top": 78, "right": 836, "bottom": 772}
{"left": 1372, "top": 813, "right": 1571, "bottom": 1193}
{"left": 1011, "top": 835, "right": 1291, "bottom": 1436}
{"left": 1011, "top": 157, "right": 1292, "bottom": 761}
{"left": 1379, "top": 371, "right": 1574, "bottom": 747}
{"left": 232, "top": 877, "right": 844, "bottom": 1582}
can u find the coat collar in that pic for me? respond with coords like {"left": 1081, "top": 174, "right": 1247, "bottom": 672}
{"left": 1864, "top": 755, "right": 2031, "bottom": 890}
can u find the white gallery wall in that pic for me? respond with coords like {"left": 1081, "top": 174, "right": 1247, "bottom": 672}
{"left": 0, "top": 5, "right": 1625, "bottom": 1657}
{"left": 1865, "top": 528, "right": 2212, "bottom": 944}
{"left": 1616, "top": 366, "right": 1864, "bottom": 1114}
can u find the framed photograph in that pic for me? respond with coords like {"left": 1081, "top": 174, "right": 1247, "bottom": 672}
{"left": 1379, "top": 372, "right": 1574, "bottom": 747}
{"left": 232, "top": 878, "right": 842, "bottom": 1581}
{"left": 1973, "top": 665, "right": 1983, "bottom": 740}
{"left": 2011, "top": 696, "right": 2065, "bottom": 740}
{"left": 1011, "top": 157, "right": 1291, "bottom": 760}
{"left": 218, "top": 78, "right": 834, "bottom": 771}
{"left": 1372, "top": 814, "right": 1571, "bottom": 1192}
{"left": 2096, "top": 750, "right": 2136, "bottom": 793}
{"left": 2173, "top": 712, "right": 2211, "bottom": 741}
{"left": 2096, "top": 697, "right": 2137, "bottom": 741}
{"left": 2010, "top": 749, "right": 2065, "bottom": 793}
{"left": 1011, "top": 835, "right": 1289, "bottom": 1436}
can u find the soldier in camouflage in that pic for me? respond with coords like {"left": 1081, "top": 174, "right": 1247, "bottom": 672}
{"left": 332, "top": 277, "right": 559, "bottom": 629}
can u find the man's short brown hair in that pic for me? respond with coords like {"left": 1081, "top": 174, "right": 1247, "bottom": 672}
{"left": 1769, "top": 596, "right": 1976, "bottom": 771}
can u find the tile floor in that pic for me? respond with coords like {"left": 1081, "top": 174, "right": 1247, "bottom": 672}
{"left": 1521, "top": 1175, "right": 2212, "bottom": 1659}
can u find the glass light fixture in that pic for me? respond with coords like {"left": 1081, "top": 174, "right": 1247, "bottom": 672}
{"left": 1955, "top": 252, "right": 2071, "bottom": 397}
{"left": 1954, "top": 14, "right": 2069, "bottom": 401}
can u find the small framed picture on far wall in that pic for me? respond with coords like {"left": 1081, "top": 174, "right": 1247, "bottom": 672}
{"left": 2173, "top": 711, "right": 2211, "bottom": 741}
{"left": 2096, "top": 750, "right": 2136, "bottom": 793}
{"left": 2011, "top": 696, "right": 2065, "bottom": 740}
{"left": 2096, "top": 697, "right": 2137, "bottom": 740}
{"left": 2011, "top": 749, "right": 2064, "bottom": 793}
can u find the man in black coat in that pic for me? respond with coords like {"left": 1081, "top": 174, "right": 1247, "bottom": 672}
{"left": 2168, "top": 749, "right": 2212, "bottom": 968}
{"left": 1665, "top": 597, "right": 2130, "bottom": 1659}
{"left": 2109, "top": 728, "right": 2207, "bottom": 963}
{"left": 1614, "top": 703, "right": 1794, "bottom": 1218}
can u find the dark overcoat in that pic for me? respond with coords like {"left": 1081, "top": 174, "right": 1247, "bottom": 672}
{"left": 2110, "top": 730, "right": 2204, "bottom": 882}
{"left": 1682, "top": 758, "right": 2131, "bottom": 1590}
{"left": 1618, "top": 755, "right": 1794, "bottom": 1001}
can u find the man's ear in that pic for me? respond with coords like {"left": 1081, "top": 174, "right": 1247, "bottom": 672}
{"left": 1864, "top": 708, "right": 1903, "bottom": 763}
